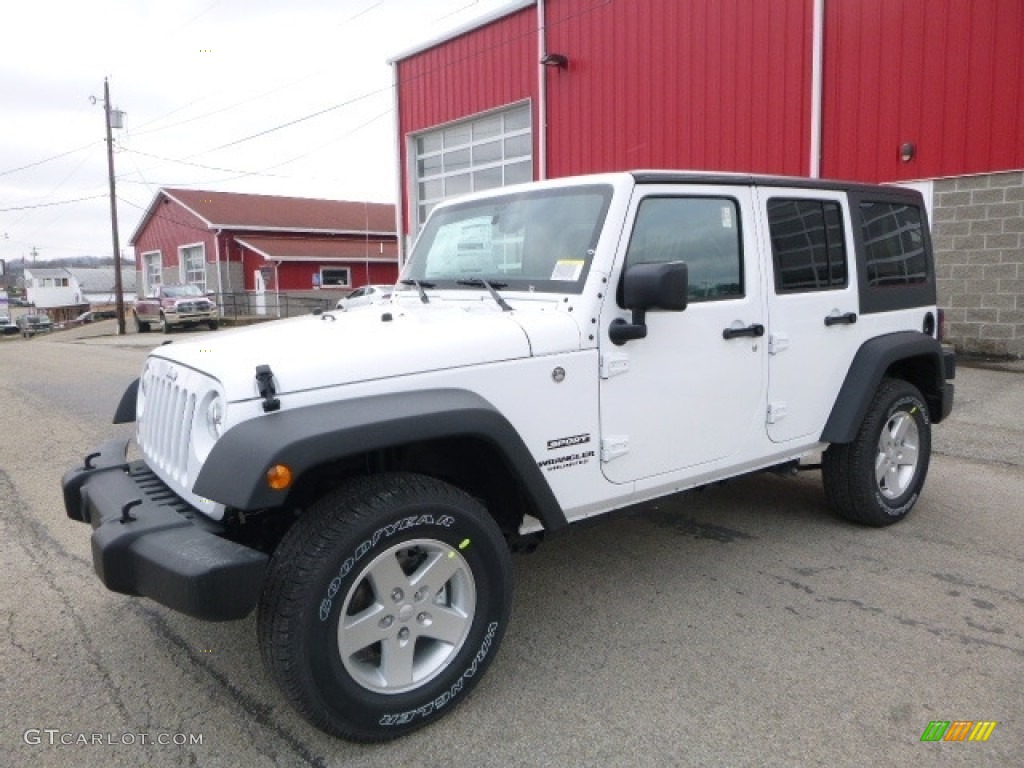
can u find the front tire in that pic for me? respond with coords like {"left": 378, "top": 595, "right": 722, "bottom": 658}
{"left": 159, "top": 313, "right": 171, "bottom": 334}
{"left": 823, "top": 378, "right": 932, "bottom": 526}
{"left": 258, "top": 473, "right": 513, "bottom": 742}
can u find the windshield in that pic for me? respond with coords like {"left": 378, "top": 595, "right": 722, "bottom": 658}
{"left": 163, "top": 285, "right": 205, "bottom": 298}
{"left": 402, "top": 185, "right": 613, "bottom": 294}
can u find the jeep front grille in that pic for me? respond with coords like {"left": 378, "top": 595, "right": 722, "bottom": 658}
{"left": 138, "top": 367, "right": 197, "bottom": 487}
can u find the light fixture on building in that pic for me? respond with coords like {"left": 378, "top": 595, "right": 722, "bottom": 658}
{"left": 541, "top": 53, "right": 569, "bottom": 69}
{"left": 899, "top": 142, "right": 915, "bottom": 162}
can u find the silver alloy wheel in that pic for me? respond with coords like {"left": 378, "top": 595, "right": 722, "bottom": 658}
{"left": 875, "top": 410, "right": 920, "bottom": 499}
{"left": 338, "top": 538, "right": 476, "bottom": 694}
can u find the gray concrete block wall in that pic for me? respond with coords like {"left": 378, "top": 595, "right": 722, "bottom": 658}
{"left": 932, "top": 171, "right": 1024, "bottom": 357}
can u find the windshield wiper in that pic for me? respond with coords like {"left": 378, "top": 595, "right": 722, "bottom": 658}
{"left": 456, "top": 278, "right": 513, "bottom": 312}
{"left": 400, "top": 279, "right": 434, "bottom": 304}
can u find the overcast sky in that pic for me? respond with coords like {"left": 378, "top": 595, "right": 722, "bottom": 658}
{"left": 0, "top": 0, "right": 515, "bottom": 268}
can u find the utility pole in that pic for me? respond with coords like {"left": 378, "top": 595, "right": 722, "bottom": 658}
{"left": 101, "top": 78, "right": 127, "bottom": 335}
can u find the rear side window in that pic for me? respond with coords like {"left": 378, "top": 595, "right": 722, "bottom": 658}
{"left": 623, "top": 197, "right": 743, "bottom": 303}
{"left": 859, "top": 202, "right": 927, "bottom": 286}
{"left": 767, "top": 199, "right": 847, "bottom": 292}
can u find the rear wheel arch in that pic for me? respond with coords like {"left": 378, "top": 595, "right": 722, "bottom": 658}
{"left": 821, "top": 332, "right": 946, "bottom": 445}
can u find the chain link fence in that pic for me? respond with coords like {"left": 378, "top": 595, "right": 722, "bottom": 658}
{"left": 215, "top": 292, "right": 335, "bottom": 321}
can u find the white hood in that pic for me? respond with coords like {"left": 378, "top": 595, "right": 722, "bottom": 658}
{"left": 150, "top": 301, "right": 582, "bottom": 402}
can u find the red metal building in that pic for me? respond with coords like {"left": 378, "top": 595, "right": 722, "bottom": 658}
{"left": 129, "top": 188, "right": 397, "bottom": 313}
{"left": 392, "top": 0, "right": 1024, "bottom": 355}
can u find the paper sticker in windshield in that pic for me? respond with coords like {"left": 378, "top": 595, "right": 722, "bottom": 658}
{"left": 551, "top": 260, "right": 584, "bottom": 281}
{"left": 426, "top": 217, "right": 494, "bottom": 278}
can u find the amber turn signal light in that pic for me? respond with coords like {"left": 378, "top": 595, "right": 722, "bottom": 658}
{"left": 266, "top": 464, "right": 293, "bottom": 490}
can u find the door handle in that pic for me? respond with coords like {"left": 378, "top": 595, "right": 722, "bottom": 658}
{"left": 824, "top": 312, "right": 857, "bottom": 327}
{"left": 722, "top": 323, "right": 765, "bottom": 340}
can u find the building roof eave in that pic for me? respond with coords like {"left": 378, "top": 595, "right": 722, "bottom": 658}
{"left": 388, "top": 0, "right": 534, "bottom": 63}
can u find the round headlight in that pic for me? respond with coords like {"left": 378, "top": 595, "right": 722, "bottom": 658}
{"left": 205, "top": 395, "right": 225, "bottom": 439}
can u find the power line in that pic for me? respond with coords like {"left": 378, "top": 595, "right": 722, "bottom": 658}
{"left": 129, "top": 2, "right": 390, "bottom": 140}
{"left": 4, "top": 0, "right": 613, "bottom": 218}
{"left": 122, "top": 148, "right": 290, "bottom": 178}
{"left": 341, "top": 1, "right": 385, "bottom": 25}
{"left": 0, "top": 194, "right": 107, "bottom": 213}
{"left": 0, "top": 141, "right": 101, "bottom": 178}
{"left": 189, "top": 87, "right": 390, "bottom": 158}
{"left": 119, "top": 107, "right": 393, "bottom": 188}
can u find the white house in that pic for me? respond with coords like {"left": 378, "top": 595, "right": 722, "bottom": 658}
{"left": 24, "top": 268, "right": 81, "bottom": 321}
{"left": 24, "top": 267, "right": 135, "bottom": 322}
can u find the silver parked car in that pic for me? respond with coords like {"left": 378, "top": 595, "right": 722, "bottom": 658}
{"left": 16, "top": 313, "right": 54, "bottom": 338}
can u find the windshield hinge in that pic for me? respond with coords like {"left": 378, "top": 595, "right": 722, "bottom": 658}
{"left": 600, "top": 353, "right": 630, "bottom": 379}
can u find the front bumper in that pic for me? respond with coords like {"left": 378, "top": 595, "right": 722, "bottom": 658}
{"left": 166, "top": 311, "right": 216, "bottom": 322}
{"left": 62, "top": 439, "right": 267, "bottom": 621}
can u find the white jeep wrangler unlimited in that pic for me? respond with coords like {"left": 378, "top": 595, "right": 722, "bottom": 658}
{"left": 63, "top": 172, "right": 954, "bottom": 742}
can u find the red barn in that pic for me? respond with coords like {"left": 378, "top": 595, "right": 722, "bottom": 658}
{"left": 392, "top": 0, "right": 1024, "bottom": 356}
{"left": 129, "top": 188, "right": 398, "bottom": 316}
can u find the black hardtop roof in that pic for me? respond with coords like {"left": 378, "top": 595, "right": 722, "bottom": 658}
{"left": 630, "top": 171, "right": 921, "bottom": 198}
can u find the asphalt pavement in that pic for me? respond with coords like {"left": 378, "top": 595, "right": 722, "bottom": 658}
{"left": 0, "top": 326, "right": 1021, "bottom": 767}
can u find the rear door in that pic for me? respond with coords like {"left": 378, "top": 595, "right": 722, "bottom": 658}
{"left": 758, "top": 188, "right": 864, "bottom": 443}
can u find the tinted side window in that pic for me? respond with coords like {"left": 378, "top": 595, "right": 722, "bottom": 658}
{"left": 624, "top": 197, "right": 743, "bottom": 303}
{"left": 767, "top": 199, "right": 847, "bottom": 292}
{"left": 859, "top": 202, "right": 927, "bottom": 286}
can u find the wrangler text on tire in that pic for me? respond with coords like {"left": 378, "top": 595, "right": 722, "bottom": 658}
{"left": 823, "top": 378, "right": 932, "bottom": 526}
{"left": 257, "top": 473, "right": 513, "bottom": 742}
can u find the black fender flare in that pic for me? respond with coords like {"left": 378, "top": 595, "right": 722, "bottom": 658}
{"left": 192, "top": 388, "right": 568, "bottom": 531}
{"left": 113, "top": 378, "right": 140, "bottom": 424}
{"left": 821, "top": 332, "right": 949, "bottom": 445}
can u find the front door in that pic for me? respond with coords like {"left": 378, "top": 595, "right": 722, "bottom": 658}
{"left": 598, "top": 186, "right": 766, "bottom": 484}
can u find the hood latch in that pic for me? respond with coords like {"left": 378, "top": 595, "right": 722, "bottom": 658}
{"left": 255, "top": 365, "right": 281, "bottom": 413}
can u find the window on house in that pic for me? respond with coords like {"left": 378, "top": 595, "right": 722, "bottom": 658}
{"left": 623, "top": 197, "right": 744, "bottom": 303}
{"left": 180, "top": 244, "right": 206, "bottom": 291}
{"left": 767, "top": 199, "right": 848, "bottom": 293}
{"left": 321, "top": 267, "right": 351, "bottom": 288}
{"left": 412, "top": 103, "right": 532, "bottom": 229}
{"left": 859, "top": 202, "right": 927, "bottom": 286}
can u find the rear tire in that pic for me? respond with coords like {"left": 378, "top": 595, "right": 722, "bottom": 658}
{"left": 134, "top": 313, "right": 150, "bottom": 333}
{"left": 258, "top": 473, "right": 513, "bottom": 742}
{"left": 823, "top": 378, "right": 931, "bottom": 526}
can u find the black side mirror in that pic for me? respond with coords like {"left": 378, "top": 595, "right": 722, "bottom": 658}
{"left": 609, "top": 261, "right": 688, "bottom": 345}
